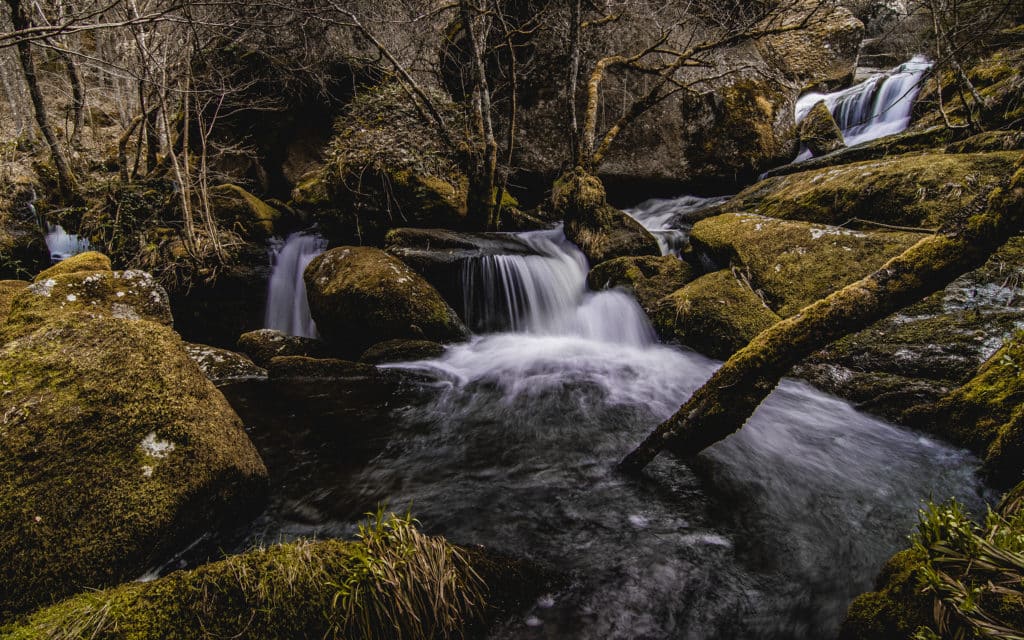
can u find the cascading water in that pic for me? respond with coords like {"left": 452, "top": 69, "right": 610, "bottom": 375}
{"left": 44, "top": 224, "right": 92, "bottom": 262}
{"left": 264, "top": 231, "right": 327, "bottom": 338}
{"left": 794, "top": 55, "right": 932, "bottom": 161}
{"left": 233, "top": 224, "right": 991, "bottom": 639}
{"left": 624, "top": 195, "right": 730, "bottom": 255}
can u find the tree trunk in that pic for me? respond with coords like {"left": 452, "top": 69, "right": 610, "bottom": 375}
{"left": 8, "top": 0, "right": 76, "bottom": 201}
{"left": 620, "top": 156, "right": 1024, "bottom": 473}
{"left": 460, "top": 0, "right": 499, "bottom": 230}
{"left": 567, "top": 0, "right": 582, "bottom": 167}
{"left": 55, "top": 46, "right": 85, "bottom": 149}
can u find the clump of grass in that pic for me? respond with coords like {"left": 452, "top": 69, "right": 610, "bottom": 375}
{"left": 911, "top": 500, "right": 1024, "bottom": 640}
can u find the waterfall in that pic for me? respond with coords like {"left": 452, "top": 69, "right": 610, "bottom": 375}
{"left": 264, "top": 231, "right": 327, "bottom": 338}
{"left": 44, "top": 224, "right": 92, "bottom": 263}
{"left": 794, "top": 55, "right": 932, "bottom": 160}
{"left": 461, "top": 226, "right": 655, "bottom": 345}
{"left": 624, "top": 195, "right": 730, "bottom": 256}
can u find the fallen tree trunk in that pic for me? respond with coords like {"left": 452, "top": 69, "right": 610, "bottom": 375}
{"left": 619, "top": 155, "right": 1024, "bottom": 474}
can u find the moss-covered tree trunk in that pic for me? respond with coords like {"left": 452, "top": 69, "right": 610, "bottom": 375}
{"left": 620, "top": 155, "right": 1024, "bottom": 473}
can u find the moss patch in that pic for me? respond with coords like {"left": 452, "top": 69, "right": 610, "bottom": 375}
{"left": 305, "top": 246, "right": 468, "bottom": 355}
{"left": 0, "top": 314, "right": 267, "bottom": 618}
{"left": 34, "top": 251, "right": 111, "bottom": 281}
{"left": 653, "top": 269, "right": 781, "bottom": 359}
{"left": 691, "top": 213, "right": 921, "bottom": 317}
{"left": 728, "top": 152, "right": 1020, "bottom": 229}
{"left": 360, "top": 339, "right": 445, "bottom": 364}
{"left": 0, "top": 280, "right": 29, "bottom": 325}
{"left": 208, "top": 183, "right": 282, "bottom": 241}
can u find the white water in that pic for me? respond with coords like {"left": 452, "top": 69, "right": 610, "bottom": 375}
{"left": 624, "top": 195, "right": 730, "bottom": 255}
{"left": 794, "top": 55, "right": 932, "bottom": 160}
{"left": 44, "top": 224, "right": 92, "bottom": 262}
{"left": 264, "top": 231, "right": 327, "bottom": 338}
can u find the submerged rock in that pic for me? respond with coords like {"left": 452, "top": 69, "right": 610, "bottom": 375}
{"left": 552, "top": 169, "right": 659, "bottom": 265}
{"left": 653, "top": 269, "right": 781, "bottom": 359}
{"left": 587, "top": 255, "right": 695, "bottom": 316}
{"left": 2, "top": 267, "right": 174, "bottom": 342}
{"left": 237, "top": 329, "right": 328, "bottom": 367}
{"left": 732, "top": 151, "right": 1020, "bottom": 228}
{"left": 798, "top": 100, "right": 846, "bottom": 157}
{"left": 691, "top": 213, "right": 920, "bottom": 317}
{"left": 0, "top": 314, "right": 267, "bottom": 618}
{"left": 305, "top": 246, "right": 468, "bottom": 356}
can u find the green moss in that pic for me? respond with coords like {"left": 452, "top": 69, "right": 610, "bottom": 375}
{"left": 726, "top": 152, "right": 1021, "bottom": 229}
{"left": 587, "top": 255, "right": 695, "bottom": 315}
{"left": 2, "top": 268, "right": 174, "bottom": 343}
{"left": 691, "top": 213, "right": 920, "bottom": 317}
{"left": 34, "top": 251, "right": 111, "bottom": 281}
{"left": 652, "top": 269, "right": 781, "bottom": 359}
{"left": 304, "top": 246, "right": 467, "bottom": 355}
{"left": 1, "top": 512, "right": 491, "bottom": 640}
{"left": 291, "top": 172, "right": 330, "bottom": 208}
{"left": 0, "top": 280, "right": 29, "bottom": 325}
{"left": 208, "top": 184, "right": 281, "bottom": 240}
{"left": 0, "top": 314, "right": 267, "bottom": 619}
{"left": 839, "top": 549, "right": 932, "bottom": 640}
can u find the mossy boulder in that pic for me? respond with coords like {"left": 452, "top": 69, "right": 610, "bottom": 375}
{"left": 267, "top": 355, "right": 376, "bottom": 379}
{"left": 0, "top": 280, "right": 29, "bottom": 323}
{"left": 839, "top": 549, "right": 932, "bottom": 640}
{"left": 690, "top": 213, "right": 921, "bottom": 317}
{"left": 552, "top": 169, "right": 659, "bottom": 264}
{"left": 3, "top": 268, "right": 174, "bottom": 343}
{"left": 728, "top": 152, "right": 1021, "bottom": 229}
{"left": 652, "top": 269, "right": 781, "bottom": 359}
{"left": 236, "top": 329, "right": 328, "bottom": 367}
{"left": 798, "top": 100, "right": 845, "bottom": 157}
{"left": 587, "top": 255, "right": 695, "bottom": 316}
{"left": 185, "top": 343, "right": 267, "bottom": 386}
{"left": 305, "top": 246, "right": 468, "bottom": 355}
{"left": 209, "top": 183, "right": 282, "bottom": 240}
{"left": 34, "top": 250, "right": 111, "bottom": 281}
{"left": 360, "top": 339, "right": 445, "bottom": 364}
{"left": 0, "top": 314, "right": 268, "bottom": 618}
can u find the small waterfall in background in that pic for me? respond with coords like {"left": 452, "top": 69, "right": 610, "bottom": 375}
{"left": 794, "top": 55, "right": 932, "bottom": 161}
{"left": 44, "top": 224, "right": 92, "bottom": 263}
{"left": 264, "top": 231, "right": 327, "bottom": 338}
{"left": 624, "top": 194, "right": 730, "bottom": 256}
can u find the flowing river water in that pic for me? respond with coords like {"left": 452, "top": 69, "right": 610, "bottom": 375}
{"left": 230, "top": 214, "right": 991, "bottom": 639}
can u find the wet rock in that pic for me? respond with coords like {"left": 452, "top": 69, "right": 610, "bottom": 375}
{"left": 653, "top": 269, "right": 781, "bottom": 359}
{"left": 798, "top": 100, "right": 846, "bottom": 157}
{"left": 729, "top": 151, "right": 1020, "bottom": 229}
{"left": 360, "top": 339, "right": 445, "bottom": 364}
{"left": 690, "top": 213, "right": 920, "bottom": 316}
{"left": 237, "top": 329, "right": 328, "bottom": 367}
{"left": 552, "top": 169, "right": 659, "bottom": 265}
{"left": 0, "top": 314, "right": 267, "bottom": 618}
{"left": 185, "top": 342, "right": 267, "bottom": 386}
{"left": 305, "top": 246, "right": 468, "bottom": 355}
{"left": 587, "top": 255, "right": 695, "bottom": 316}
{"left": 266, "top": 355, "right": 376, "bottom": 379}
{"left": 3, "top": 267, "right": 174, "bottom": 342}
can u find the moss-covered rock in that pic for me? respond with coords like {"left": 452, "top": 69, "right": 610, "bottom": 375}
{"left": 209, "top": 183, "right": 282, "bottom": 240}
{"left": 798, "top": 99, "right": 846, "bottom": 157}
{"left": 185, "top": 342, "right": 267, "bottom": 386}
{"left": 946, "top": 130, "right": 1024, "bottom": 154}
{"left": 236, "top": 329, "right": 328, "bottom": 367}
{"left": 3, "top": 268, "right": 174, "bottom": 343}
{"left": 552, "top": 169, "right": 659, "bottom": 264}
{"left": 727, "top": 152, "right": 1020, "bottom": 229}
{"left": 33, "top": 250, "right": 111, "bottom": 281}
{"left": 360, "top": 339, "right": 445, "bottom": 364}
{"left": 266, "top": 355, "right": 377, "bottom": 379}
{"left": 305, "top": 246, "right": 468, "bottom": 355}
{"left": 691, "top": 213, "right": 920, "bottom": 317}
{"left": 652, "top": 269, "right": 781, "bottom": 359}
{"left": 0, "top": 512, "right": 534, "bottom": 640}
{"left": 0, "top": 314, "right": 267, "bottom": 618}
{"left": 0, "top": 280, "right": 29, "bottom": 324}
{"left": 587, "top": 255, "right": 695, "bottom": 316}
{"left": 838, "top": 549, "right": 932, "bottom": 640}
